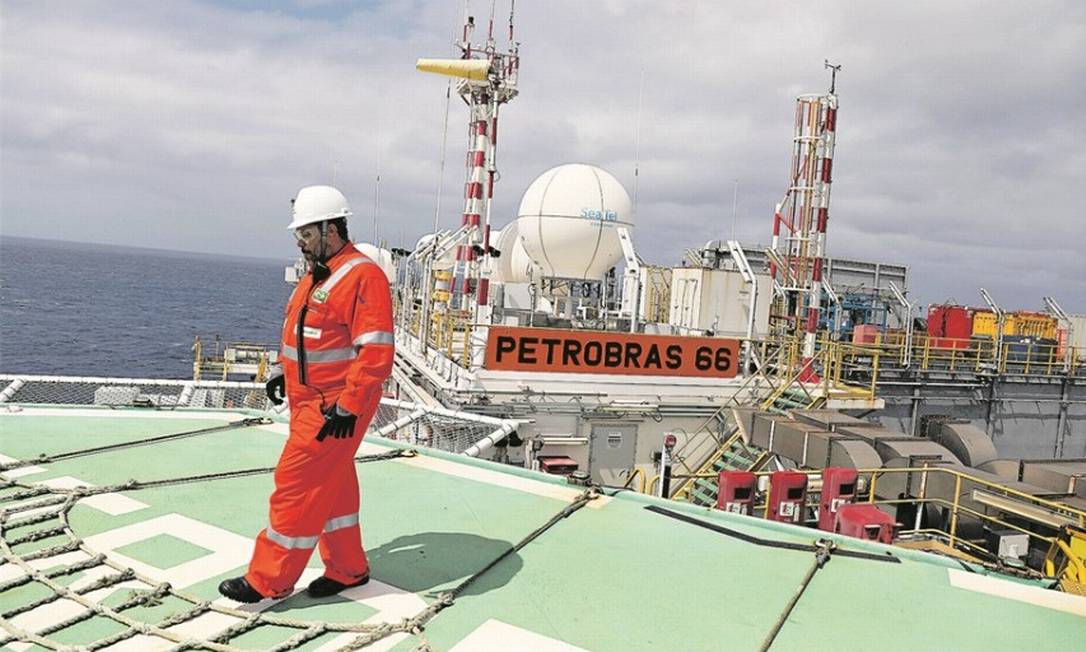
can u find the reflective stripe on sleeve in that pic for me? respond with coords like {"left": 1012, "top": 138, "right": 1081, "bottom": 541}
{"left": 281, "top": 345, "right": 355, "bottom": 363}
{"left": 318, "top": 256, "right": 373, "bottom": 296}
{"left": 265, "top": 525, "right": 319, "bottom": 550}
{"left": 324, "top": 513, "right": 360, "bottom": 533}
{"left": 352, "top": 330, "right": 395, "bottom": 348}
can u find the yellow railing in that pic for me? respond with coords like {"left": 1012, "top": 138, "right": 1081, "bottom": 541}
{"left": 428, "top": 310, "right": 474, "bottom": 368}
{"left": 835, "top": 332, "right": 1083, "bottom": 378}
{"left": 191, "top": 336, "right": 277, "bottom": 382}
{"left": 758, "top": 465, "right": 1084, "bottom": 566}
{"left": 1045, "top": 530, "right": 1086, "bottom": 594}
{"left": 670, "top": 337, "right": 852, "bottom": 501}
{"left": 671, "top": 463, "right": 1086, "bottom": 569}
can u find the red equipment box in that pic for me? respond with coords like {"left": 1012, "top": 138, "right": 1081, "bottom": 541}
{"left": 927, "top": 304, "right": 974, "bottom": 350}
{"left": 716, "top": 471, "right": 756, "bottom": 515}
{"left": 852, "top": 324, "right": 879, "bottom": 345}
{"left": 818, "top": 467, "right": 858, "bottom": 531}
{"left": 767, "top": 471, "right": 808, "bottom": 524}
{"left": 537, "top": 456, "right": 578, "bottom": 475}
{"left": 834, "top": 504, "right": 897, "bottom": 543}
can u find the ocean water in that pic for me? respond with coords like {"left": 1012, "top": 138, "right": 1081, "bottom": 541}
{"left": 0, "top": 237, "right": 293, "bottom": 379}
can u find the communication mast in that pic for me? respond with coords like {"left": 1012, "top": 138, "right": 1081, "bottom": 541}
{"left": 768, "top": 62, "right": 840, "bottom": 367}
{"left": 417, "top": 2, "right": 520, "bottom": 323}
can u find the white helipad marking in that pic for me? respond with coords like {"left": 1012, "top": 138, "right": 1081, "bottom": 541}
{"left": 197, "top": 567, "right": 426, "bottom": 652}
{"left": 40, "top": 477, "right": 148, "bottom": 515}
{"left": 7, "top": 562, "right": 140, "bottom": 652}
{"left": 83, "top": 514, "right": 253, "bottom": 589}
{"left": 947, "top": 568, "right": 1086, "bottom": 617}
{"left": 161, "top": 611, "right": 240, "bottom": 650}
{"left": 0, "top": 499, "right": 66, "bottom": 523}
{"left": 0, "top": 454, "right": 46, "bottom": 478}
{"left": 397, "top": 453, "right": 611, "bottom": 509}
{"left": 449, "top": 619, "right": 589, "bottom": 651}
{"left": 309, "top": 576, "right": 430, "bottom": 652}
{"left": 92, "top": 634, "right": 167, "bottom": 651}
{"left": 0, "top": 550, "right": 94, "bottom": 598}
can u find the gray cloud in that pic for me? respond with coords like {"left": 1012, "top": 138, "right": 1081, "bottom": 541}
{"left": 1, "top": 0, "right": 1083, "bottom": 312}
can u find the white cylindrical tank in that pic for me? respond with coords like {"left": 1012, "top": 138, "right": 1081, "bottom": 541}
{"left": 355, "top": 242, "right": 396, "bottom": 284}
{"left": 513, "top": 163, "right": 634, "bottom": 280}
{"left": 490, "top": 222, "right": 537, "bottom": 283}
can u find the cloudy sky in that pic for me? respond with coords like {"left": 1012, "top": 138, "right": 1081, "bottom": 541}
{"left": 2, "top": 1, "right": 1084, "bottom": 311}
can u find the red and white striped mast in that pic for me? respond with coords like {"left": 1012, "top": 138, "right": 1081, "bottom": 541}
{"left": 769, "top": 62, "right": 840, "bottom": 371}
{"left": 418, "top": 2, "right": 520, "bottom": 326}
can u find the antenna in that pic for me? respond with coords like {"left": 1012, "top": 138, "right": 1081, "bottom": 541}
{"left": 487, "top": 0, "right": 497, "bottom": 46}
{"left": 417, "top": 1, "right": 520, "bottom": 318}
{"left": 373, "top": 146, "right": 381, "bottom": 244}
{"left": 433, "top": 81, "right": 453, "bottom": 234}
{"left": 730, "top": 179, "right": 739, "bottom": 241}
{"left": 824, "top": 59, "right": 842, "bottom": 94}
{"left": 633, "top": 67, "right": 644, "bottom": 220}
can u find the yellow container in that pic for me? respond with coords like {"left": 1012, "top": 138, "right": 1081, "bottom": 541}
{"left": 1013, "top": 312, "right": 1058, "bottom": 339}
{"left": 972, "top": 310, "right": 1058, "bottom": 339}
{"left": 972, "top": 311, "right": 1010, "bottom": 337}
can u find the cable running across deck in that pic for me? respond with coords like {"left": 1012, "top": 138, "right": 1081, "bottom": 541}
{"left": 0, "top": 447, "right": 423, "bottom": 650}
{"left": 0, "top": 417, "right": 271, "bottom": 472}
{"left": 0, "top": 428, "right": 601, "bottom": 651}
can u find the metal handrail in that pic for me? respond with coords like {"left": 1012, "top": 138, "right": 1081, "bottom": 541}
{"left": 831, "top": 332, "right": 1082, "bottom": 378}
{"left": 676, "top": 464, "right": 1086, "bottom": 555}
{"left": 870, "top": 496, "right": 1057, "bottom": 549}
{"left": 671, "top": 340, "right": 836, "bottom": 501}
{"left": 1046, "top": 538, "right": 1086, "bottom": 584}
{"left": 738, "top": 466, "right": 1086, "bottom": 526}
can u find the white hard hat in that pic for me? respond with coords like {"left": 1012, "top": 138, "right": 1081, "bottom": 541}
{"left": 287, "top": 185, "right": 353, "bottom": 230}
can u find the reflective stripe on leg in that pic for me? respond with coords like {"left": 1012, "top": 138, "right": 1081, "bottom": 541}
{"left": 324, "top": 513, "right": 359, "bottom": 533}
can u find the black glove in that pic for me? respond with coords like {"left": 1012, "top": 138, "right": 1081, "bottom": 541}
{"left": 265, "top": 375, "right": 286, "bottom": 405}
{"left": 316, "top": 404, "right": 357, "bottom": 442}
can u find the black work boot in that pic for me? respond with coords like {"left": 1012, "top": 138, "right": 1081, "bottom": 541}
{"left": 218, "top": 576, "right": 264, "bottom": 603}
{"left": 306, "top": 573, "right": 370, "bottom": 598}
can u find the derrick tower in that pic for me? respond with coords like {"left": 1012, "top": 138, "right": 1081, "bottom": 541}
{"left": 768, "top": 63, "right": 840, "bottom": 365}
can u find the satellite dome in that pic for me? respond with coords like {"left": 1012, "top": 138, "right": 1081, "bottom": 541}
{"left": 355, "top": 242, "right": 396, "bottom": 284}
{"left": 512, "top": 163, "right": 634, "bottom": 280}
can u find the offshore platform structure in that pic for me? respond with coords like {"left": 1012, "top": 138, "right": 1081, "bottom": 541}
{"left": 415, "top": 3, "right": 520, "bottom": 361}
{"left": 768, "top": 62, "right": 840, "bottom": 376}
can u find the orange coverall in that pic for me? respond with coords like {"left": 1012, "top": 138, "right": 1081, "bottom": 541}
{"left": 245, "top": 243, "right": 395, "bottom": 598}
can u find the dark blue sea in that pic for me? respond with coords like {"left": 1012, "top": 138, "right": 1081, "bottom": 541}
{"left": 0, "top": 237, "right": 293, "bottom": 379}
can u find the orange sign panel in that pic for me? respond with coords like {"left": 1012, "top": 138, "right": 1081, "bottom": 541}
{"left": 484, "top": 326, "right": 739, "bottom": 379}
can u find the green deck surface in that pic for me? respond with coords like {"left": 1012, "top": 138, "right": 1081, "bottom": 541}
{"left": 1, "top": 407, "right": 1084, "bottom": 651}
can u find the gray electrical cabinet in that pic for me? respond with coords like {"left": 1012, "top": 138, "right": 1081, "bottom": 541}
{"left": 590, "top": 424, "right": 638, "bottom": 485}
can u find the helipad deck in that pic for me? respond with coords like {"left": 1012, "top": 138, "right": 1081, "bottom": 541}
{"left": 1, "top": 406, "right": 1083, "bottom": 651}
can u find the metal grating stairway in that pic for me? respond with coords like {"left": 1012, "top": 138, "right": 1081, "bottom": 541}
{"left": 678, "top": 389, "right": 825, "bottom": 508}
{"left": 685, "top": 432, "right": 767, "bottom": 507}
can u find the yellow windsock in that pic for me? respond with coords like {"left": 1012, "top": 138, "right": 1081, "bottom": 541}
{"left": 416, "top": 58, "right": 490, "bottom": 82}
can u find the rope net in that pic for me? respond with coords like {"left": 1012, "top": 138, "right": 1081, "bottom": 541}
{"left": 0, "top": 376, "right": 541, "bottom": 651}
{"left": 0, "top": 450, "right": 448, "bottom": 651}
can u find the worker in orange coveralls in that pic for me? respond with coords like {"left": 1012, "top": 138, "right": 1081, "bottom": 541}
{"left": 219, "top": 185, "right": 395, "bottom": 602}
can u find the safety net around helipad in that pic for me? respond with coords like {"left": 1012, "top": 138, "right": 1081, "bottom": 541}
{"left": 0, "top": 405, "right": 596, "bottom": 652}
{"left": 1, "top": 399, "right": 1084, "bottom": 650}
